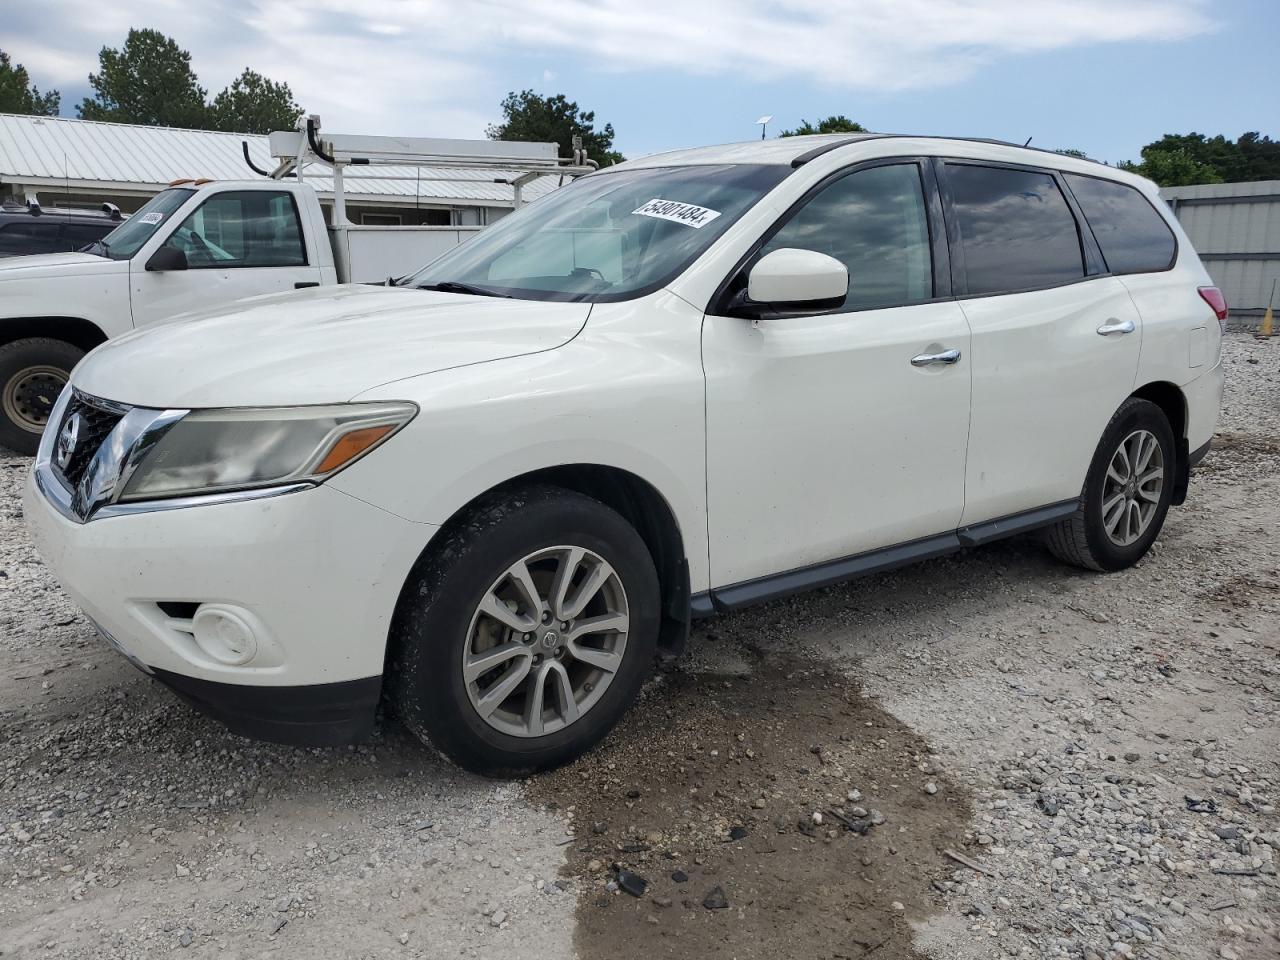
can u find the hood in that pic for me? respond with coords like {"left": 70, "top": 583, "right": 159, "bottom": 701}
{"left": 0, "top": 251, "right": 121, "bottom": 277}
{"left": 73, "top": 283, "right": 591, "bottom": 408}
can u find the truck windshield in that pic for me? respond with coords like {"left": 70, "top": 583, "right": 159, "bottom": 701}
{"left": 403, "top": 164, "right": 790, "bottom": 302}
{"left": 94, "top": 188, "right": 195, "bottom": 260}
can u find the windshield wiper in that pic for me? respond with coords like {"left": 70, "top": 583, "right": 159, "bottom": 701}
{"left": 416, "top": 280, "right": 511, "bottom": 298}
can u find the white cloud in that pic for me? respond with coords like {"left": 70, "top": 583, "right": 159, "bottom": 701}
{"left": 12, "top": 0, "right": 1213, "bottom": 138}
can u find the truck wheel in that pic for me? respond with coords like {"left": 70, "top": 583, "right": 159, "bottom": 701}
{"left": 389, "top": 485, "right": 660, "bottom": 777}
{"left": 0, "top": 338, "right": 83, "bottom": 456}
{"left": 1046, "top": 398, "right": 1175, "bottom": 572}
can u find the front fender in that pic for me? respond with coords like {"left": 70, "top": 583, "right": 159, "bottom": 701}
{"left": 334, "top": 318, "right": 709, "bottom": 591}
{"left": 0, "top": 268, "right": 132, "bottom": 341}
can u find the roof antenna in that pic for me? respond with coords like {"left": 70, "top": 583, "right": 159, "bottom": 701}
{"left": 1023, "top": 136, "right": 1033, "bottom": 147}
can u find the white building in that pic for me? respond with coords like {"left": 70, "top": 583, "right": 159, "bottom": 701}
{"left": 0, "top": 112, "right": 558, "bottom": 227}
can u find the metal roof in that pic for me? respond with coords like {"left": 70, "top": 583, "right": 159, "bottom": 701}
{"left": 0, "top": 113, "right": 558, "bottom": 208}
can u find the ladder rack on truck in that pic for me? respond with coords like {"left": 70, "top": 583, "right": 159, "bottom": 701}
{"left": 241, "top": 116, "right": 599, "bottom": 280}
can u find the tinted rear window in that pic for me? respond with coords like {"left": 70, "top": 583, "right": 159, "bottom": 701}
{"left": 947, "top": 164, "right": 1084, "bottom": 295}
{"left": 1064, "top": 174, "right": 1176, "bottom": 274}
{"left": 0, "top": 220, "right": 60, "bottom": 255}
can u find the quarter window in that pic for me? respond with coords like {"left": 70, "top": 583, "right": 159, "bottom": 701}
{"left": 163, "top": 191, "right": 307, "bottom": 268}
{"left": 1064, "top": 174, "right": 1176, "bottom": 274}
{"left": 947, "top": 164, "right": 1084, "bottom": 295}
{"left": 63, "top": 222, "right": 114, "bottom": 251}
{"left": 760, "top": 163, "right": 933, "bottom": 311}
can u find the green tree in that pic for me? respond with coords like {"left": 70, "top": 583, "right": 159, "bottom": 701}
{"left": 1235, "top": 131, "right": 1280, "bottom": 180}
{"left": 211, "top": 69, "right": 301, "bottom": 134}
{"left": 0, "top": 50, "right": 59, "bottom": 116}
{"left": 487, "top": 90, "right": 623, "bottom": 165}
{"left": 78, "top": 29, "right": 209, "bottom": 128}
{"left": 1119, "top": 149, "right": 1224, "bottom": 187}
{"left": 1054, "top": 148, "right": 1090, "bottom": 160}
{"left": 1121, "top": 131, "right": 1280, "bottom": 186}
{"left": 778, "top": 115, "right": 866, "bottom": 137}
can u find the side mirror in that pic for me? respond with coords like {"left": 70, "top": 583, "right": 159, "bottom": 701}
{"left": 146, "top": 246, "right": 188, "bottom": 272}
{"left": 746, "top": 248, "right": 848, "bottom": 308}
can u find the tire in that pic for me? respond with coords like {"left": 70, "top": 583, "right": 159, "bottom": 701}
{"left": 389, "top": 485, "right": 660, "bottom": 777}
{"left": 0, "top": 338, "right": 83, "bottom": 456}
{"left": 1046, "top": 397, "right": 1176, "bottom": 572}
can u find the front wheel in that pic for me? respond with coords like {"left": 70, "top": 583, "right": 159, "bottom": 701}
{"left": 0, "top": 338, "right": 84, "bottom": 455}
{"left": 389, "top": 485, "right": 660, "bottom": 776}
{"left": 1046, "top": 397, "right": 1176, "bottom": 572}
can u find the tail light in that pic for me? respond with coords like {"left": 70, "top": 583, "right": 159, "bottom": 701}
{"left": 1198, "top": 286, "right": 1228, "bottom": 333}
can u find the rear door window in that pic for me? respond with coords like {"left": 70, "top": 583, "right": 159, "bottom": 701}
{"left": 1064, "top": 174, "right": 1176, "bottom": 274}
{"left": 946, "top": 164, "right": 1085, "bottom": 295}
{"left": 0, "top": 220, "right": 61, "bottom": 255}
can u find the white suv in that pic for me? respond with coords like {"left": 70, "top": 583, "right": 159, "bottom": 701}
{"left": 25, "top": 135, "right": 1225, "bottom": 775}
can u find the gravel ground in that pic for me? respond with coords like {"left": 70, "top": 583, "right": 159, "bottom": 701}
{"left": 2, "top": 333, "right": 1277, "bottom": 959}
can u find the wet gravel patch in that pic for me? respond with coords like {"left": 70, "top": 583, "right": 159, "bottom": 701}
{"left": 530, "top": 664, "right": 971, "bottom": 960}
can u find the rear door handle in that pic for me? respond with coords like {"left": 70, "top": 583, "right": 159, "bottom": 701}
{"left": 910, "top": 348, "right": 962, "bottom": 367}
{"left": 1096, "top": 318, "right": 1135, "bottom": 336}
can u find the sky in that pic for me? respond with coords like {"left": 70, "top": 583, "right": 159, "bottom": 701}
{"left": 5, "top": 0, "right": 1277, "bottom": 165}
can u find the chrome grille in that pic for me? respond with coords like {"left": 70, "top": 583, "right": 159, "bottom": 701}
{"left": 53, "top": 392, "right": 128, "bottom": 490}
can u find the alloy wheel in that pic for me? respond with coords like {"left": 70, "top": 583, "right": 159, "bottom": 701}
{"left": 462, "top": 545, "right": 630, "bottom": 738}
{"left": 1101, "top": 428, "right": 1164, "bottom": 547}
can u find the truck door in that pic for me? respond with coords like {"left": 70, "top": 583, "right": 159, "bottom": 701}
{"left": 129, "top": 188, "right": 323, "bottom": 327}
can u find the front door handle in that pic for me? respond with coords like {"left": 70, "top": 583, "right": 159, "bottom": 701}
{"left": 294, "top": 281, "right": 320, "bottom": 289}
{"left": 910, "top": 348, "right": 962, "bottom": 367}
{"left": 1097, "top": 318, "right": 1135, "bottom": 336}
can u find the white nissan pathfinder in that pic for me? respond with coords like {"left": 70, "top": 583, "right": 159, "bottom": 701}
{"left": 25, "top": 135, "right": 1226, "bottom": 775}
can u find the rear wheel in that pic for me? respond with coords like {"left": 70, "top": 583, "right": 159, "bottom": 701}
{"left": 0, "top": 338, "right": 83, "bottom": 455}
{"left": 389, "top": 485, "right": 660, "bottom": 776}
{"left": 1046, "top": 397, "right": 1175, "bottom": 572}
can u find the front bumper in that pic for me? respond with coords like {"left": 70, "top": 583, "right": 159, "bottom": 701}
{"left": 152, "top": 669, "right": 384, "bottom": 746}
{"left": 25, "top": 467, "right": 436, "bottom": 744}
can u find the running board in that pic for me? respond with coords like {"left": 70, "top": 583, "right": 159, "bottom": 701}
{"left": 694, "top": 500, "right": 1078, "bottom": 616}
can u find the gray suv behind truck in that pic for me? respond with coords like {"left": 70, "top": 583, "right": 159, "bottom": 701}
{"left": 0, "top": 202, "right": 123, "bottom": 258}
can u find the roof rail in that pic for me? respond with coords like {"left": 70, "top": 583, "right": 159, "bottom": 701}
{"left": 790, "top": 134, "right": 887, "bottom": 167}
{"left": 788, "top": 132, "right": 1108, "bottom": 168}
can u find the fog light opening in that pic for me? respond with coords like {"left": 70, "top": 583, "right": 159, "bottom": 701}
{"left": 191, "top": 605, "right": 259, "bottom": 666}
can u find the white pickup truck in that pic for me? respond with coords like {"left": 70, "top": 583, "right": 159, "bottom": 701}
{"left": 0, "top": 122, "right": 592, "bottom": 453}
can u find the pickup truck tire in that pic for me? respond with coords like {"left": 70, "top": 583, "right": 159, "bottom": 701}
{"left": 0, "top": 338, "right": 83, "bottom": 456}
{"left": 389, "top": 485, "right": 660, "bottom": 777}
{"left": 1046, "top": 398, "right": 1175, "bottom": 572}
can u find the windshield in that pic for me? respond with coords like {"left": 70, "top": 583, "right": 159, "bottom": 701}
{"left": 403, "top": 164, "right": 790, "bottom": 302}
{"left": 96, "top": 188, "right": 195, "bottom": 260}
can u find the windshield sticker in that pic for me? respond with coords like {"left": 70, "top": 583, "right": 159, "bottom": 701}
{"left": 632, "top": 198, "right": 722, "bottom": 229}
{"left": 139, "top": 211, "right": 165, "bottom": 225}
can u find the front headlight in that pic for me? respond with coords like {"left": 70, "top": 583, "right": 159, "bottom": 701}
{"left": 119, "top": 402, "right": 417, "bottom": 502}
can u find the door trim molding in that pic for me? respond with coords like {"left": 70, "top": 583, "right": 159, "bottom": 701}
{"left": 698, "top": 499, "right": 1078, "bottom": 615}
